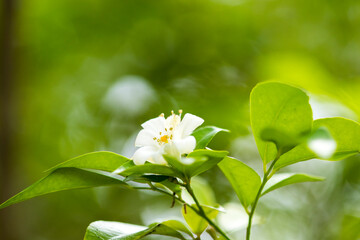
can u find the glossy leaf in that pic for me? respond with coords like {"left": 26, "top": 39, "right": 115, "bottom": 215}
{"left": 274, "top": 117, "right": 360, "bottom": 170}
{"left": 182, "top": 204, "right": 219, "bottom": 235}
{"left": 185, "top": 149, "right": 228, "bottom": 178}
{"left": 124, "top": 174, "right": 169, "bottom": 183}
{"left": 250, "top": 82, "right": 313, "bottom": 164}
{"left": 262, "top": 173, "right": 325, "bottom": 196}
{"left": 161, "top": 220, "right": 194, "bottom": 238}
{"left": 0, "top": 168, "right": 127, "bottom": 209}
{"left": 163, "top": 149, "right": 228, "bottom": 179}
{"left": 47, "top": 151, "right": 130, "bottom": 172}
{"left": 84, "top": 220, "right": 188, "bottom": 240}
{"left": 260, "top": 127, "right": 302, "bottom": 154}
{"left": 119, "top": 163, "right": 184, "bottom": 179}
{"left": 218, "top": 157, "right": 261, "bottom": 209}
{"left": 157, "top": 178, "right": 182, "bottom": 195}
{"left": 192, "top": 126, "right": 229, "bottom": 149}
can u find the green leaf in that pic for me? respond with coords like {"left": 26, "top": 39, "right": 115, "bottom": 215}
{"left": 306, "top": 126, "right": 336, "bottom": 159}
{"left": 124, "top": 174, "right": 170, "bottom": 183}
{"left": 163, "top": 149, "right": 228, "bottom": 179}
{"left": 218, "top": 157, "right": 261, "bottom": 209}
{"left": 185, "top": 149, "right": 228, "bottom": 178}
{"left": 262, "top": 173, "right": 325, "bottom": 196}
{"left": 163, "top": 154, "right": 188, "bottom": 175}
{"left": 250, "top": 82, "right": 313, "bottom": 164}
{"left": 182, "top": 204, "right": 219, "bottom": 235}
{"left": 161, "top": 220, "right": 194, "bottom": 238}
{"left": 0, "top": 168, "right": 127, "bottom": 209}
{"left": 156, "top": 178, "right": 182, "bottom": 195}
{"left": 84, "top": 220, "right": 188, "bottom": 240}
{"left": 48, "top": 151, "right": 130, "bottom": 172}
{"left": 188, "top": 177, "right": 217, "bottom": 207}
{"left": 84, "top": 221, "right": 146, "bottom": 240}
{"left": 260, "top": 127, "right": 302, "bottom": 154}
{"left": 192, "top": 126, "right": 229, "bottom": 149}
{"left": 119, "top": 163, "right": 184, "bottom": 179}
{"left": 274, "top": 117, "right": 360, "bottom": 170}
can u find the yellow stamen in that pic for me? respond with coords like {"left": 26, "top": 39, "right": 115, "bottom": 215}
{"left": 160, "top": 135, "right": 169, "bottom": 143}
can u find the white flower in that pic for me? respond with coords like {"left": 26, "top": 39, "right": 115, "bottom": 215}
{"left": 132, "top": 110, "right": 204, "bottom": 165}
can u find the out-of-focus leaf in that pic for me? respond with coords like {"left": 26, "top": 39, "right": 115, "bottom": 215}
{"left": 189, "top": 177, "right": 217, "bottom": 207}
{"left": 218, "top": 157, "right": 261, "bottom": 209}
{"left": 47, "top": 151, "right": 129, "bottom": 172}
{"left": 161, "top": 220, "right": 193, "bottom": 238}
{"left": 250, "top": 82, "right": 313, "bottom": 164}
{"left": 182, "top": 204, "right": 219, "bottom": 235}
{"left": 339, "top": 215, "right": 360, "bottom": 240}
{"left": 262, "top": 173, "right": 325, "bottom": 196}
{"left": 0, "top": 168, "right": 127, "bottom": 210}
{"left": 274, "top": 117, "right": 360, "bottom": 170}
{"left": 307, "top": 127, "right": 336, "bottom": 159}
{"left": 192, "top": 126, "right": 229, "bottom": 149}
{"left": 84, "top": 220, "right": 188, "bottom": 240}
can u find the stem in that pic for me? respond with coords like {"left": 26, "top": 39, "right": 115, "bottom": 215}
{"left": 185, "top": 183, "right": 231, "bottom": 240}
{"left": 246, "top": 152, "right": 280, "bottom": 240}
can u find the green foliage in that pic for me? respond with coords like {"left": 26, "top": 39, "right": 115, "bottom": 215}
{"left": 187, "top": 177, "right": 217, "bottom": 207}
{"left": 0, "top": 168, "right": 127, "bottom": 210}
{"left": 47, "top": 151, "right": 130, "bottom": 172}
{"left": 119, "top": 162, "right": 184, "bottom": 179}
{"left": 260, "top": 127, "right": 302, "bottom": 154}
{"left": 218, "top": 157, "right": 261, "bottom": 209}
{"left": 2, "top": 81, "right": 360, "bottom": 240}
{"left": 120, "top": 149, "right": 228, "bottom": 182}
{"left": 0, "top": 151, "right": 130, "bottom": 209}
{"left": 84, "top": 220, "right": 191, "bottom": 240}
{"left": 274, "top": 117, "right": 360, "bottom": 170}
{"left": 162, "top": 149, "right": 228, "bottom": 180}
{"left": 185, "top": 149, "right": 228, "bottom": 178}
{"left": 192, "top": 126, "right": 229, "bottom": 150}
{"left": 262, "top": 173, "right": 325, "bottom": 196}
{"left": 250, "top": 82, "right": 313, "bottom": 163}
{"left": 182, "top": 204, "right": 219, "bottom": 235}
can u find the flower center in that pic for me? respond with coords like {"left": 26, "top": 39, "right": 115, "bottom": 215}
{"left": 160, "top": 135, "right": 169, "bottom": 143}
{"left": 152, "top": 110, "right": 183, "bottom": 146}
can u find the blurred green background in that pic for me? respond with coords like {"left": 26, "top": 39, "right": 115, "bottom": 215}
{"left": 1, "top": 0, "right": 360, "bottom": 239}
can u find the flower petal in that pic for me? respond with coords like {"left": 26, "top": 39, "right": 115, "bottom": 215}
{"left": 173, "top": 136, "right": 196, "bottom": 154}
{"left": 141, "top": 116, "right": 165, "bottom": 133}
{"left": 163, "top": 143, "right": 181, "bottom": 159}
{"left": 132, "top": 146, "right": 157, "bottom": 165}
{"left": 165, "top": 114, "right": 181, "bottom": 129}
{"left": 177, "top": 113, "right": 204, "bottom": 137}
{"left": 135, "top": 129, "right": 157, "bottom": 147}
{"left": 151, "top": 151, "right": 167, "bottom": 165}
